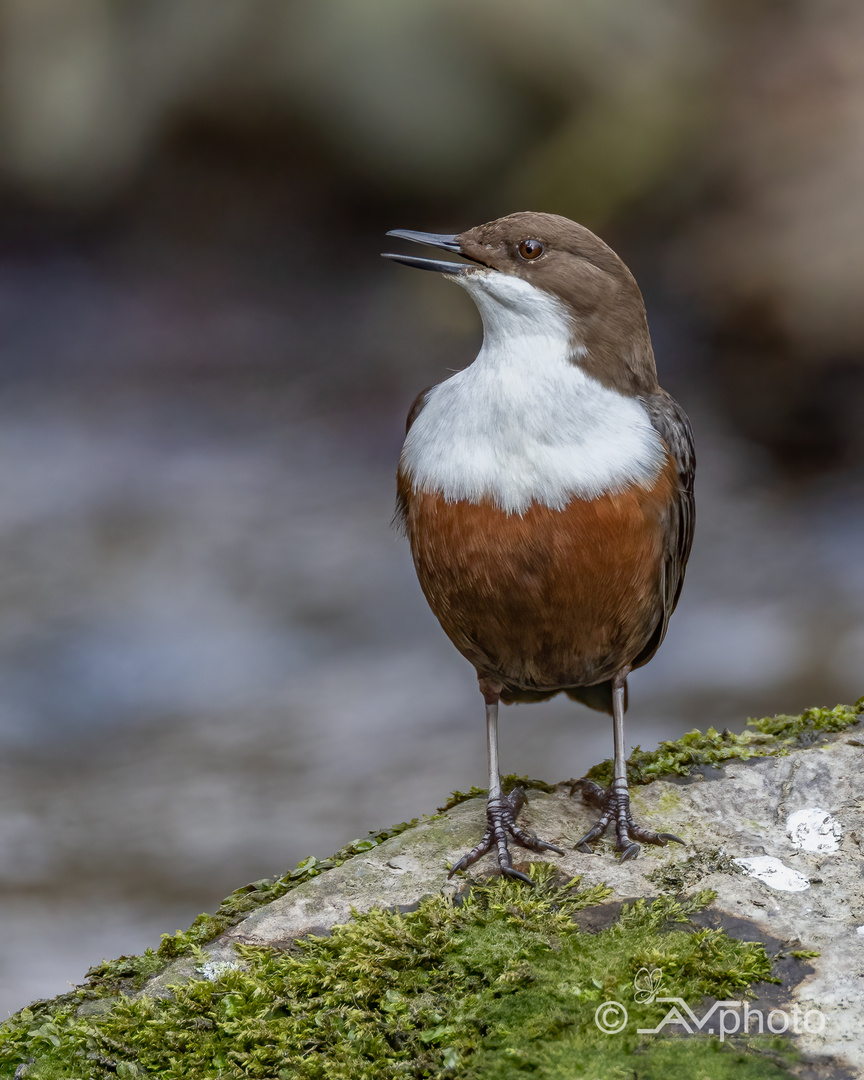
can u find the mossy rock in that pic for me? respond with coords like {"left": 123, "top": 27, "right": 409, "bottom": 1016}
{"left": 2, "top": 700, "right": 862, "bottom": 1079}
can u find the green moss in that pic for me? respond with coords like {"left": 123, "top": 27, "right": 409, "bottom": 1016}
{"left": 440, "top": 775, "right": 558, "bottom": 812}
{"left": 6, "top": 699, "right": 855, "bottom": 1071}
{"left": 647, "top": 847, "right": 744, "bottom": 893}
{"left": 83, "top": 949, "right": 165, "bottom": 994}
{"left": 585, "top": 698, "right": 864, "bottom": 788}
{"left": 0, "top": 866, "right": 794, "bottom": 1080}
{"left": 654, "top": 786, "right": 684, "bottom": 814}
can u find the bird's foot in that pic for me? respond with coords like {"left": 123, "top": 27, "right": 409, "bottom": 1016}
{"left": 571, "top": 779, "right": 684, "bottom": 861}
{"left": 448, "top": 787, "right": 565, "bottom": 885}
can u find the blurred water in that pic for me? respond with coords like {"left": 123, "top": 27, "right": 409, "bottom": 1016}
{"left": 1, "top": 377, "right": 862, "bottom": 1016}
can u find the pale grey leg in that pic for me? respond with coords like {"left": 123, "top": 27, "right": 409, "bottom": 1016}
{"left": 449, "top": 686, "right": 565, "bottom": 884}
{"left": 574, "top": 670, "right": 685, "bottom": 859}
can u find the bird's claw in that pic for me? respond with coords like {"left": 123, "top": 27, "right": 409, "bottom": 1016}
{"left": 448, "top": 787, "right": 564, "bottom": 885}
{"left": 571, "top": 778, "right": 685, "bottom": 859}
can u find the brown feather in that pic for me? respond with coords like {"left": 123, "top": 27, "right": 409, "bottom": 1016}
{"left": 398, "top": 453, "right": 680, "bottom": 705}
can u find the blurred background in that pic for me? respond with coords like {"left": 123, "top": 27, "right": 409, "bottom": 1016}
{"left": 1, "top": 0, "right": 863, "bottom": 1015}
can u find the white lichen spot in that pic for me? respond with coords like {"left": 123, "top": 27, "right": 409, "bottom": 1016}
{"left": 856, "top": 926, "right": 864, "bottom": 937}
{"left": 786, "top": 807, "right": 841, "bottom": 853}
{"left": 197, "top": 959, "right": 241, "bottom": 981}
{"left": 735, "top": 856, "right": 811, "bottom": 892}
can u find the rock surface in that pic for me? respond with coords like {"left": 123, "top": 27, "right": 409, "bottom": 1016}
{"left": 146, "top": 731, "right": 864, "bottom": 1075}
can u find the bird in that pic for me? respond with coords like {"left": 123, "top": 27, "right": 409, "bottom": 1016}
{"left": 382, "top": 212, "right": 694, "bottom": 884}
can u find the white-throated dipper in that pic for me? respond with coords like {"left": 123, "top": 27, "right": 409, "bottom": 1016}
{"left": 383, "top": 212, "right": 694, "bottom": 883}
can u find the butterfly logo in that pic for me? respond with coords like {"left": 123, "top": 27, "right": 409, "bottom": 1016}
{"left": 633, "top": 967, "right": 664, "bottom": 1004}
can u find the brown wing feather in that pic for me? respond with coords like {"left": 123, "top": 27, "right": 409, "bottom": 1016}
{"left": 630, "top": 389, "right": 695, "bottom": 671}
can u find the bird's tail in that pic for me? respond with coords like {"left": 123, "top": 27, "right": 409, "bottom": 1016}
{"left": 565, "top": 680, "right": 626, "bottom": 716}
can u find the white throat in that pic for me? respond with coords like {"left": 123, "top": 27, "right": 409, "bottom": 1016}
{"left": 401, "top": 271, "right": 666, "bottom": 514}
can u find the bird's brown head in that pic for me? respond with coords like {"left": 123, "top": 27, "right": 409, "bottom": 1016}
{"left": 384, "top": 211, "right": 658, "bottom": 395}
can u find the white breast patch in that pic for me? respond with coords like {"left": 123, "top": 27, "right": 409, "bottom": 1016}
{"left": 400, "top": 271, "right": 666, "bottom": 514}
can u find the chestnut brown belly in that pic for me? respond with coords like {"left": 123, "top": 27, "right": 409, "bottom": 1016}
{"left": 403, "top": 465, "right": 676, "bottom": 694}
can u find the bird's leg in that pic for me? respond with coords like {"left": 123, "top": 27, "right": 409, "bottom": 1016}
{"left": 449, "top": 680, "right": 564, "bottom": 885}
{"left": 573, "top": 670, "right": 684, "bottom": 860}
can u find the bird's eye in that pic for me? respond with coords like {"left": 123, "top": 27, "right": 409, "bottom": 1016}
{"left": 517, "top": 238, "right": 544, "bottom": 261}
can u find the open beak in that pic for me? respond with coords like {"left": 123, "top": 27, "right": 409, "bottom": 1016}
{"left": 382, "top": 229, "right": 478, "bottom": 274}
